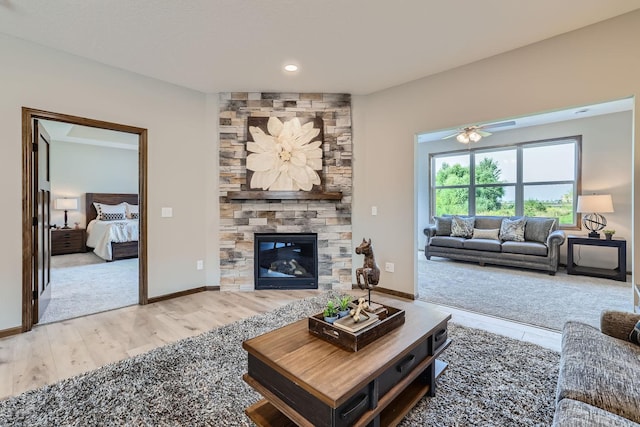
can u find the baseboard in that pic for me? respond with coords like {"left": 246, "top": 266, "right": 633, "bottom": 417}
{"left": 351, "top": 284, "right": 415, "bottom": 301}
{"left": 0, "top": 325, "right": 23, "bottom": 339}
{"left": 147, "top": 286, "right": 208, "bottom": 304}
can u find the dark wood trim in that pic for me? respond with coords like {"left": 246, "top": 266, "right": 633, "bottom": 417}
{"left": 373, "top": 287, "right": 416, "bottom": 300}
{"left": 226, "top": 191, "right": 342, "bottom": 200}
{"left": 147, "top": 286, "right": 207, "bottom": 304}
{"left": 0, "top": 326, "right": 23, "bottom": 339}
{"left": 22, "top": 107, "right": 148, "bottom": 333}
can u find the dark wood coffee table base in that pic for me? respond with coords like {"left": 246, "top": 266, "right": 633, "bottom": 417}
{"left": 243, "top": 298, "right": 451, "bottom": 427}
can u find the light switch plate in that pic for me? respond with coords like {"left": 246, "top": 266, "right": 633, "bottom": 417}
{"left": 161, "top": 207, "right": 173, "bottom": 218}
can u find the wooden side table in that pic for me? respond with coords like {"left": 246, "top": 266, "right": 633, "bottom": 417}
{"left": 566, "top": 236, "right": 626, "bottom": 281}
{"left": 51, "top": 228, "right": 86, "bottom": 255}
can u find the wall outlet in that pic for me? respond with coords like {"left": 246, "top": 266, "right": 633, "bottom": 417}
{"left": 371, "top": 206, "right": 378, "bottom": 216}
{"left": 196, "top": 260, "right": 204, "bottom": 270}
{"left": 385, "top": 262, "right": 395, "bottom": 273}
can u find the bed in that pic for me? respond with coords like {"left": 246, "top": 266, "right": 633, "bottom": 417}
{"left": 85, "top": 193, "right": 139, "bottom": 261}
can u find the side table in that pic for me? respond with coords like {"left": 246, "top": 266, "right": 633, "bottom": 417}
{"left": 566, "top": 236, "right": 626, "bottom": 282}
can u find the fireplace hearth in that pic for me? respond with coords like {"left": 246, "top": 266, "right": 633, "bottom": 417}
{"left": 254, "top": 233, "right": 318, "bottom": 290}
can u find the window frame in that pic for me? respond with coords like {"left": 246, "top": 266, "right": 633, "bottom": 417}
{"left": 429, "top": 136, "right": 582, "bottom": 229}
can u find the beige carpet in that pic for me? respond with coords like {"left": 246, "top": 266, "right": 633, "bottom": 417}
{"left": 39, "top": 253, "right": 138, "bottom": 324}
{"left": 418, "top": 253, "right": 631, "bottom": 330}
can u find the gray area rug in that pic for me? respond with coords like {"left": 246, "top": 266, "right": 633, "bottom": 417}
{"left": 419, "top": 255, "right": 631, "bottom": 331}
{"left": 39, "top": 253, "right": 138, "bottom": 324}
{"left": 0, "top": 292, "right": 559, "bottom": 426}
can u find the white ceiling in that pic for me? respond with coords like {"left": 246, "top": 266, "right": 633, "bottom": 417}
{"left": 1, "top": 1, "right": 639, "bottom": 95}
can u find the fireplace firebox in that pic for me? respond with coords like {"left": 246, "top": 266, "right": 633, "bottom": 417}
{"left": 254, "top": 233, "right": 318, "bottom": 290}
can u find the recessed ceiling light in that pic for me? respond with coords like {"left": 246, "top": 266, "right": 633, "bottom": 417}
{"left": 284, "top": 64, "right": 298, "bottom": 72}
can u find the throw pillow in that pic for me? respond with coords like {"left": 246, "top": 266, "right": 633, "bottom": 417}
{"left": 524, "top": 217, "right": 556, "bottom": 243}
{"left": 93, "top": 202, "right": 126, "bottom": 221}
{"left": 451, "top": 216, "right": 475, "bottom": 238}
{"left": 630, "top": 320, "right": 640, "bottom": 345}
{"left": 500, "top": 217, "right": 526, "bottom": 242}
{"left": 433, "top": 216, "right": 452, "bottom": 236}
{"left": 472, "top": 228, "right": 500, "bottom": 240}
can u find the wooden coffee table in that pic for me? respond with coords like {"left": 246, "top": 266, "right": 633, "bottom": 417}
{"left": 243, "top": 297, "right": 451, "bottom": 427}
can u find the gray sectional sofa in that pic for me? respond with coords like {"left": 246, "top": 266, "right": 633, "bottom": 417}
{"left": 554, "top": 311, "right": 640, "bottom": 426}
{"left": 423, "top": 215, "right": 566, "bottom": 274}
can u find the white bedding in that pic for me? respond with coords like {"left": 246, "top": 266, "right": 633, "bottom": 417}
{"left": 87, "top": 219, "right": 139, "bottom": 261}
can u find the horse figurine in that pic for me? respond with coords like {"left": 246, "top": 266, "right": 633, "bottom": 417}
{"left": 355, "top": 238, "right": 380, "bottom": 305}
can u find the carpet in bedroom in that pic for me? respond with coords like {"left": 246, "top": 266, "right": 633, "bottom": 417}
{"left": 39, "top": 253, "right": 138, "bottom": 324}
{"left": 418, "top": 254, "right": 631, "bottom": 331}
{"left": 0, "top": 292, "right": 559, "bottom": 426}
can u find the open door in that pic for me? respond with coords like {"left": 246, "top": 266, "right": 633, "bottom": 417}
{"left": 32, "top": 119, "right": 52, "bottom": 323}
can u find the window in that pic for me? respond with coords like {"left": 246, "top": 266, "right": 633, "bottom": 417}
{"left": 431, "top": 137, "right": 580, "bottom": 227}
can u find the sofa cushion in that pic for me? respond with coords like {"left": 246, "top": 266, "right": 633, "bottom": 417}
{"left": 556, "top": 321, "right": 640, "bottom": 424}
{"left": 433, "top": 216, "right": 453, "bottom": 236}
{"left": 474, "top": 216, "right": 504, "bottom": 230}
{"left": 472, "top": 228, "right": 500, "bottom": 240}
{"left": 462, "top": 239, "right": 502, "bottom": 252}
{"left": 429, "top": 236, "right": 466, "bottom": 249}
{"left": 525, "top": 217, "right": 556, "bottom": 243}
{"left": 451, "top": 216, "right": 474, "bottom": 238}
{"left": 500, "top": 217, "right": 526, "bottom": 241}
{"left": 553, "top": 398, "right": 640, "bottom": 427}
{"left": 630, "top": 320, "right": 640, "bottom": 345}
{"left": 502, "top": 241, "right": 548, "bottom": 256}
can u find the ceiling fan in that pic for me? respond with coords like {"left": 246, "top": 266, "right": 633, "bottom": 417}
{"left": 443, "top": 120, "right": 516, "bottom": 143}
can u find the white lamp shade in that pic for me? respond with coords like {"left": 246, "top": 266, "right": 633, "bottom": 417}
{"left": 576, "top": 194, "right": 614, "bottom": 213}
{"left": 54, "top": 198, "right": 78, "bottom": 211}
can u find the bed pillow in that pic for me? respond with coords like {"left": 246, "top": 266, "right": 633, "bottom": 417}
{"left": 125, "top": 203, "right": 139, "bottom": 220}
{"left": 450, "top": 216, "right": 475, "bottom": 238}
{"left": 472, "top": 228, "right": 500, "bottom": 240}
{"left": 500, "top": 217, "right": 526, "bottom": 242}
{"left": 94, "top": 202, "right": 126, "bottom": 221}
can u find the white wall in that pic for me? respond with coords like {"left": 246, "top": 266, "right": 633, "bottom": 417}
{"left": 49, "top": 140, "right": 138, "bottom": 228}
{"left": 417, "top": 111, "right": 633, "bottom": 269}
{"left": 353, "top": 10, "right": 640, "bottom": 299}
{"left": 0, "top": 33, "right": 215, "bottom": 330}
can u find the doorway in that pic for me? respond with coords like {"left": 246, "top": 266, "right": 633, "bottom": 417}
{"left": 22, "top": 108, "right": 148, "bottom": 332}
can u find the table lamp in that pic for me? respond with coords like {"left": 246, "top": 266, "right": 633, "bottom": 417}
{"left": 54, "top": 197, "right": 78, "bottom": 229}
{"left": 576, "top": 194, "right": 614, "bottom": 238}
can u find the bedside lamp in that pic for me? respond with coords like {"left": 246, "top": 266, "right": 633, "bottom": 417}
{"left": 54, "top": 198, "right": 78, "bottom": 229}
{"left": 576, "top": 194, "right": 614, "bottom": 238}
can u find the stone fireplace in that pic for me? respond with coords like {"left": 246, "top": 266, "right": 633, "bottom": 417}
{"left": 218, "top": 92, "right": 352, "bottom": 291}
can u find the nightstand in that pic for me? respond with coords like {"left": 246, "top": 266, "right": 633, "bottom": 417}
{"left": 51, "top": 228, "right": 86, "bottom": 255}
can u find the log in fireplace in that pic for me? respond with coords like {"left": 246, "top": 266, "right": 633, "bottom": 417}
{"left": 254, "top": 233, "right": 318, "bottom": 290}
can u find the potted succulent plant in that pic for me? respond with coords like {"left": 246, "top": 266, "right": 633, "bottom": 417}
{"left": 603, "top": 229, "right": 616, "bottom": 240}
{"left": 323, "top": 300, "right": 339, "bottom": 324}
{"left": 337, "top": 295, "right": 351, "bottom": 318}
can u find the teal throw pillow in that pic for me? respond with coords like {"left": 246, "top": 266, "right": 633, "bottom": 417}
{"left": 451, "top": 216, "right": 475, "bottom": 238}
{"left": 630, "top": 320, "right": 640, "bottom": 345}
{"left": 500, "top": 217, "right": 526, "bottom": 242}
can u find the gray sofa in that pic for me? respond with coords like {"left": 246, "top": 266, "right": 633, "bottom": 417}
{"left": 554, "top": 311, "right": 640, "bottom": 426}
{"left": 423, "top": 215, "right": 566, "bottom": 274}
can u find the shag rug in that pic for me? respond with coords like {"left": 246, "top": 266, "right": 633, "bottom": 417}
{"left": 419, "top": 255, "right": 631, "bottom": 331}
{"left": 39, "top": 253, "right": 138, "bottom": 324}
{"left": 0, "top": 293, "right": 560, "bottom": 426}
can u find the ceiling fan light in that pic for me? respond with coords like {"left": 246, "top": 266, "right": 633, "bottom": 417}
{"left": 456, "top": 132, "right": 469, "bottom": 143}
{"left": 469, "top": 131, "right": 482, "bottom": 142}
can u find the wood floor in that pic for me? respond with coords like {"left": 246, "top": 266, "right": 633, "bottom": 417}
{"left": 0, "top": 289, "right": 320, "bottom": 401}
{"left": 0, "top": 289, "right": 561, "bottom": 402}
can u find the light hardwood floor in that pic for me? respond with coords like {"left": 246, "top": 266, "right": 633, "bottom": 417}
{"left": 0, "top": 289, "right": 560, "bottom": 401}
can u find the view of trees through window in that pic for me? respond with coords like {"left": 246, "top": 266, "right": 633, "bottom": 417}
{"left": 432, "top": 138, "right": 579, "bottom": 225}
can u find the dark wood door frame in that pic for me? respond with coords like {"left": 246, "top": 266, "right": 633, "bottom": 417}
{"left": 22, "top": 107, "right": 148, "bottom": 332}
